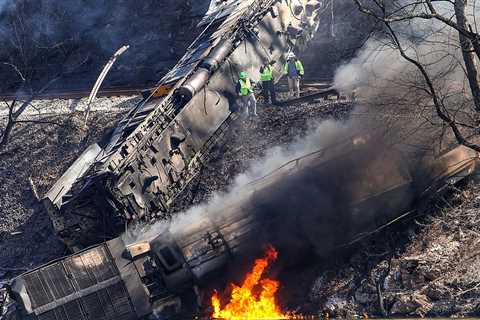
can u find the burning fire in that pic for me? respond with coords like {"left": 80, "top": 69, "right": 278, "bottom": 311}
{"left": 211, "top": 245, "right": 288, "bottom": 320}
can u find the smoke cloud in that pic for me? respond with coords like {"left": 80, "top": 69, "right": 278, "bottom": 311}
{"left": 333, "top": 0, "right": 479, "bottom": 153}
{"left": 123, "top": 0, "right": 480, "bottom": 265}
{"left": 128, "top": 107, "right": 425, "bottom": 262}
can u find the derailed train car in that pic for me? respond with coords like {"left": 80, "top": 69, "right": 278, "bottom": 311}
{"left": 42, "top": 0, "right": 325, "bottom": 250}
{"left": 5, "top": 140, "right": 479, "bottom": 320}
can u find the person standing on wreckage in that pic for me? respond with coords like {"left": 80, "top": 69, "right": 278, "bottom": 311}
{"left": 236, "top": 71, "right": 257, "bottom": 117}
{"left": 259, "top": 61, "right": 277, "bottom": 105}
{"left": 283, "top": 53, "right": 304, "bottom": 98}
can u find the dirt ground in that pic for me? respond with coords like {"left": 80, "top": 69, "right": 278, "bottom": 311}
{"left": 0, "top": 108, "right": 124, "bottom": 279}
{"left": 0, "top": 94, "right": 479, "bottom": 318}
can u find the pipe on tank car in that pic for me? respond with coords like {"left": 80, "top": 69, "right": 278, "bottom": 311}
{"left": 175, "top": 40, "right": 235, "bottom": 103}
{"left": 175, "top": 68, "right": 210, "bottom": 102}
{"left": 200, "top": 40, "right": 234, "bottom": 73}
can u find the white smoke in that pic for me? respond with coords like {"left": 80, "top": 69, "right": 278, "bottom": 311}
{"left": 333, "top": 0, "right": 475, "bottom": 137}
{"left": 336, "top": 0, "right": 477, "bottom": 90}
{"left": 132, "top": 117, "right": 362, "bottom": 243}
{"left": 333, "top": 39, "right": 407, "bottom": 97}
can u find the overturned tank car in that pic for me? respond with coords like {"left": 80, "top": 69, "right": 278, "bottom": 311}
{"left": 4, "top": 137, "right": 479, "bottom": 320}
{"left": 42, "top": 0, "right": 325, "bottom": 250}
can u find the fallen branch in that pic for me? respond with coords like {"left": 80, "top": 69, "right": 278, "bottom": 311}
{"left": 28, "top": 176, "right": 40, "bottom": 201}
{"left": 454, "top": 282, "right": 480, "bottom": 297}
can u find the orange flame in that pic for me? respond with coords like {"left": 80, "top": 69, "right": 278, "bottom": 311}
{"left": 211, "top": 245, "right": 289, "bottom": 320}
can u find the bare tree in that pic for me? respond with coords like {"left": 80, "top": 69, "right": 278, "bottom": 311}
{"left": 0, "top": 0, "right": 87, "bottom": 150}
{"left": 352, "top": 0, "right": 480, "bottom": 151}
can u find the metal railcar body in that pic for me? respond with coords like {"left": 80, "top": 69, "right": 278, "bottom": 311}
{"left": 43, "top": 0, "right": 325, "bottom": 250}
{"left": 6, "top": 140, "right": 479, "bottom": 320}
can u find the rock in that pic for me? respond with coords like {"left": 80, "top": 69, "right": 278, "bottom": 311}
{"left": 399, "top": 257, "right": 427, "bottom": 289}
{"left": 353, "top": 279, "right": 377, "bottom": 305}
{"left": 309, "top": 274, "right": 328, "bottom": 299}
{"left": 428, "top": 300, "right": 459, "bottom": 315}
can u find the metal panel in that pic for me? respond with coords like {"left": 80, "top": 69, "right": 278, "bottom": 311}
{"left": 43, "top": 143, "right": 102, "bottom": 208}
{"left": 97, "top": 289, "right": 116, "bottom": 320}
{"left": 160, "top": 41, "right": 211, "bottom": 84}
{"left": 41, "top": 263, "right": 73, "bottom": 300}
{"left": 83, "top": 292, "right": 107, "bottom": 320}
{"left": 37, "top": 310, "right": 58, "bottom": 320}
{"left": 107, "top": 237, "right": 152, "bottom": 319}
{"left": 18, "top": 243, "right": 129, "bottom": 318}
{"left": 23, "top": 272, "right": 54, "bottom": 309}
{"left": 64, "top": 256, "right": 96, "bottom": 290}
{"left": 33, "top": 282, "right": 137, "bottom": 320}
{"left": 106, "top": 282, "right": 136, "bottom": 320}
{"left": 197, "top": 0, "right": 248, "bottom": 27}
{"left": 80, "top": 246, "right": 117, "bottom": 283}
{"left": 63, "top": 300, "right": 84, "bottom": 320}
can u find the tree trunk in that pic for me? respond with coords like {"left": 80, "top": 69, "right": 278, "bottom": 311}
{"left": 0, "top": 117, "right": 15, "bottom": 149}
{"left": 454, "top": 0, "right": 480, "bottom": 112}
{"left": 0, "top": 98, "right": 33, "bottom": 150}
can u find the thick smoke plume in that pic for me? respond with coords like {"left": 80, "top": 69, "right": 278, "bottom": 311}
{"left": 126, "top": 1, "right": 475, "bottom": 259}
{"left": 131, "top": 110, "right": 419, "bottom": 260}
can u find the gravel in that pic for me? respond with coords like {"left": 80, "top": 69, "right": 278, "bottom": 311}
{"left": 0, "top": 106, "right": 124, "bottom": 276}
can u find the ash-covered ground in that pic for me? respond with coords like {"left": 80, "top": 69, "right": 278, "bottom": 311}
{"left": 0, "top": 98, "right": 130, "bottom": 278}
{"left": 278, "top": 180, "right": 480, "bottom": 318}
{"left": 1, "top": 95, "right": 479, "bottom": 318}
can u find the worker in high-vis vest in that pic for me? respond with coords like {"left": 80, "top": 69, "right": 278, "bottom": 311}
{"left": 283, "top": 53, "right": 304, "bottom": 98}
{"left": 236, "top": 71, "right": 257, "bottom": 117}
{"left": 260, "top": 61, "right": 277, "bottom": 104}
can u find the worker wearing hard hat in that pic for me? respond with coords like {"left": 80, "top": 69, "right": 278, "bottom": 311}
{"left": 283, "top": 53, "right": 304, "bottom": 98}
{"left": 236, "top": 71, "right": 257, "bottom": 117}
{"left": 259, "top": 61, "right": 277, "bottom": 105}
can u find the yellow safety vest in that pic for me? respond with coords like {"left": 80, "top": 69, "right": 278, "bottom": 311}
{"left": 260, "top": 65, "right": 273, "bottom": 81}
{"left": 283, "top": 60, "right": 305, "bottom": 76}
{"left": 239, "top": 78, "right": 252, "bottom": 96}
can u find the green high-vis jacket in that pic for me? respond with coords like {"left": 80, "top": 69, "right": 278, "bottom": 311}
{"left": 283, "top": 60, "right": 304, "bottom": 76}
